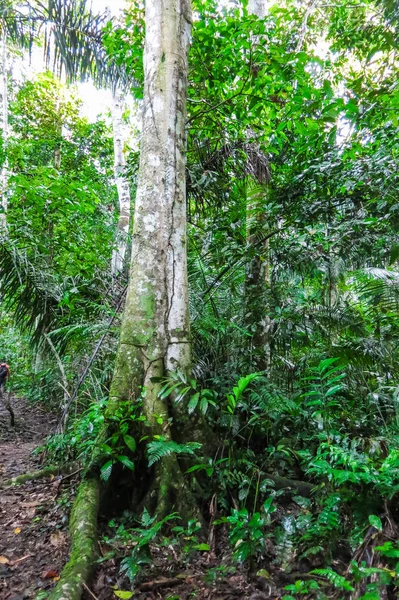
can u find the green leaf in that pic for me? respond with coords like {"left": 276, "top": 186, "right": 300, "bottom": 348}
{"left": 100, "top": 443, "right": 113, "bottom": 455}
{"left": 114, "top": 592, "right": 134, "bottom": 599}
{"left": 325, "top": 384, "right": 344, "bottom": 397}
{"left": 117, "top": 455, "right": 135, "bottom": 471}
{"left": 368, "top": 515, "right": 383, "bottom": 532}
{"left": 123, "top": 435, "right": 137, "bottom": 453}
{"left": 188, "top": 392, "right": 200, "bottom": 414}
{"left": 192, "top": 543, "right": 210, "bottom": 551}
{"left": 375, "top": 542, "right": 399, "bottom": 558}
{"left": 100, "top": 460, "right": 113, "bottom": 482}
{"left": 200, "top": 396, "right": 209, "bottom": 414}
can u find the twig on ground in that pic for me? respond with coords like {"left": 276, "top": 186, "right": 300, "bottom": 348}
{"left": 61, "top": 468, "right": 83, "bottom": 482}
{"left": 10, "top": 554, "right": 34, "bottom": 566}
{"left": 83, "top": 583, "right": 99, "bottom": 600}
{"left": 138, "top": 577, "right": 184, "bottom": 591}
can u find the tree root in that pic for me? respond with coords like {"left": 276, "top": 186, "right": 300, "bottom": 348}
{"left": 157, "top": 455, "right": 204, "bottom": 523}
{"left": 1, "top": 461, "right": 80, "bottom": 488}
{"left": 135, "top": 453, "right": 206, "bottom": 532}
{"left": 36, "top": 477, "right": 100, "bottom": 600}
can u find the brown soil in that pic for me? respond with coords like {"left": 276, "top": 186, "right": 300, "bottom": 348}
{"left": 90, "top": 518, "right": 284, "bottom": 600}
{"left": 91, "top": 551, "right": 278, "bottom": 600}
{"left": 0, "top": 396, "right": 75, "bottom": 600}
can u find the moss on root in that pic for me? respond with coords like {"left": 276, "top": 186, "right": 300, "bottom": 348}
{"left": 1, "top": 462, "right": 80, "bottom": 488}
{"left": 37, "top": 477, "right": 100, "bottom": 600}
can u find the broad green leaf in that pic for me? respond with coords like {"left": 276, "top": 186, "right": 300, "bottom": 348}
{"left": 117, "top": 455, "right": 135, "bottom": 471}
{"left": 123, "top": 435, "right": 136, "bottom": 453}
{"left": 368, "top": 515, "right": 383, "bottom": 531}
{"left": 188, "top": 392, "right": 200, "bottom": 414}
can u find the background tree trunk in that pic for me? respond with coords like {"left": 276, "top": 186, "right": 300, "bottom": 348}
{"left": 111, "top": 90, "right": 131, "bottom": 275}
{"left": 245, "top": 184, "right": 272, "bottom": 372}
{"left": 245, "top": 0, "right": 272, "bottom": 372}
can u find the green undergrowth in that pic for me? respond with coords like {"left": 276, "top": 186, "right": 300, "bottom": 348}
{"left": 37, "top": 361, "right": 399, "bottom": 599}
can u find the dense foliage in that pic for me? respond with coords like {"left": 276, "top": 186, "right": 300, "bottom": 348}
{"left": 2, "top": 0, "right": 399, "bottom": 598}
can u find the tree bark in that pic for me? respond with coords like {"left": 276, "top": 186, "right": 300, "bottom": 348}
{"left": 108, "top": 0, "right": 194, "bottom": 513}
{"left": 39, "top": 478, "right": 100, "bottom": 600}
{"left": 111, "top": 90, "right": 131, "bottom": 274}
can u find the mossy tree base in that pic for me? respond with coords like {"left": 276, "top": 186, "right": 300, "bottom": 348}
{"left": 37, "top": 477, "right": 100, "bottom": 600}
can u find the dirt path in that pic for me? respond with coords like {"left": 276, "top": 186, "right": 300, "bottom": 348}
{"left": 0, "top": 397, "right": 72, "bottom": 600}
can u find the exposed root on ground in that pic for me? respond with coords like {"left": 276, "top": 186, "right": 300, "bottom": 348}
{"left": 36, "top": 477, "right": 100, "bottom": 600}
{"left": 1, "top": 461, "right": 80, "bottom": 488}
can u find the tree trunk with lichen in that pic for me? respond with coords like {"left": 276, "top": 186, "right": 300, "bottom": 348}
{"left": 108, "top": 0, "right": 198, "bottom": 516}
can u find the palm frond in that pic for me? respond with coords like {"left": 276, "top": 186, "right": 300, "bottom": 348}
{"left": 0, "top": 237, "right": 62, "bottom": 344}
{"left": 2, "top": 0, "right": 127, "bottom": 89}
{"left": 354, "top": 268, "right": 399, "bottom": 314}
{"left": 0, "top": 237, "right": 115, "bottom": 350}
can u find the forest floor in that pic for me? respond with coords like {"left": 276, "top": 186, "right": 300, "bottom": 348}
{"left": 0, "top": 396, "right": 72, "bottom": 600}
{"left": 92, "top": 531, "right": 276, "bottom": 600}
{"left": 0, "top": 397, "right": 283, "bottom": 600}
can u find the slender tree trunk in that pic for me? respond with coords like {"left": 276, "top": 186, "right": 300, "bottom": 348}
{"left": 108, "top": 0, "right": 195, "bottom": 515}
{"left": 111, "top": 90, "right": 131, "bottom": 275}
{"left": 245, "top": 184, "right": 272, "bottom": 371}
{"left": 0, "top": 21, "right": 8, "bottom": 231}
{"left": 245, "top": 0, "right": 272, "bottom": 372}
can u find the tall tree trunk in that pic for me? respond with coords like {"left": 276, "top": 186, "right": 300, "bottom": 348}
{"left": 108, "top": 0, "right": 195, "bottom": 515}
{"left": 245, "top": 183, "right": 272, "bottom": 371}
{"left": 0, "top": 21, "right": 8, "bottom": 231}
{"left": 111, "top": 90, "right": 131, "bottom": 275}
{"left": 245, "top": 0, "right": 272, "bottom": 372}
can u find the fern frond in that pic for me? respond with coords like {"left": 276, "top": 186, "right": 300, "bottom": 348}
{"left": 147, "top": 439, "right": 202, "bottom": 467}
{"left": 310, "top": 568, "right": 354, "bottom": 591}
